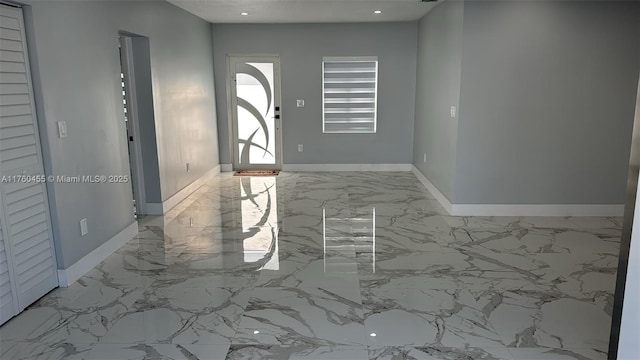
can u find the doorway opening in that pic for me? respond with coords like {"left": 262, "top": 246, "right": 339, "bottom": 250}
{"left": 117, "top": 33, "right": 162, "bottom": 217}
{"left": 118, "top": 35, "right": 143, "bottom": 217}
{"left": 228, "top": 56, "right": 282, "bottom": 171}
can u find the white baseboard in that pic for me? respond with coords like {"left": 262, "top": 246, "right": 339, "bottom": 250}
{"left": 411, "top": 165, "right": 624, "bottom": 217}
{"left": 144, "top": 203, "right": 163, "bottom": 215}
{"left": 411, "top": 165, "right": 454, "bottom": 214}
{"left": 282, "top": 163, "right": 412, "bottom": 172}
{"left": 162, "top": 165, "right": 220, "bottom": 212}
{"left": 57, "top": 221, "right": 138, "bottom": 287}
{"left": 450, "top": 204, "right": 624, "bottom": 217}
{"left": 221, "top": 164, "right": 233, "bottom": 172}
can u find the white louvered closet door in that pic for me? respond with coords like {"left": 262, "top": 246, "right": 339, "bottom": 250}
{"left": 0, "top": 216, "right": 18, "bottom": 324}
{"left": 0, "top": 3, "right": 58, "bottom": 325}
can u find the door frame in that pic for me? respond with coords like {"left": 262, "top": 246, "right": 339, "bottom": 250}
{"left": 118, "top": 35, "right": 146, "bottom": 216}
{"left": 227, "top": 54, "right": 282, "bottom": 171}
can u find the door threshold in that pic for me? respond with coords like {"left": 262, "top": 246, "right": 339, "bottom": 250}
{"left": 233, "top": 170, "right": 280, "bottom": 176}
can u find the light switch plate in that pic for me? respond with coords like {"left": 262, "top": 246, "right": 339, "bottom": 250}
{"left": 57, "top": 121, "right": 67, "bottom": 138}
{"left": 298, "top": 144, "right": 303, "bottom": 152}
{"left": 80, "top": 218, "right": 88, "bottom": 236}
{"left": 296, "top": 99, "right": 305, "bottom": 108}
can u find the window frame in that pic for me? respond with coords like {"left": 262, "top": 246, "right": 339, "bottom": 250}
{"left": 322, "top": 56, "right": 379, "bottom": 134}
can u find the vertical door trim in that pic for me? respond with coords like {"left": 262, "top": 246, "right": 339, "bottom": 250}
{"left": 227, "top": 55, "right": 282, "bottom": 171}
{"left": 15, "top": 6, "right": 58, "bottom": 309}
{"left": 609, "top": 70, "right": 640, "bottom": 359}
{"left": 0, "top": 192, "right": 20, "bottom": 320}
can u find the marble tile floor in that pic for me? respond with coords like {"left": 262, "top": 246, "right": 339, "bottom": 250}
{"left": 0, "top": 172, "right": 622, "bottom": 360}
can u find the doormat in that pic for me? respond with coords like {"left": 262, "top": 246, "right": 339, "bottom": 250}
{"left": 233, "top": 170, "right": 280, "bottom": 176}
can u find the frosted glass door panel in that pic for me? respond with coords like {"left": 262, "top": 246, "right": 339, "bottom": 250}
{"left": 230, "top": 57, "right": 281, "bottom": 170}
{"left": 236, "top": 63, "right": 275, "bottom": 165}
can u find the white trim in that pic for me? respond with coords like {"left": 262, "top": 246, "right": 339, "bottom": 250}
{"left": 145, "top": 203, "right": 163, "bottom": 215}
{"left": 57, "top": 221, "right": 138, "bottom": 287}
{"left": 282, "top": 163, "right": 412, "bottom": 172}
{"left": 225, "top": 57, "right": 235, "bottom": 174}
{"left": 323, "top": 56, "right": 379, "bottom": 62}
{"left": 450, "top": 204, "right": 624, "bottom": 217}
{"left": 411, "top": 165, "right": 454, "bottom": 214}
{"left": 161, "top": 165, "right": 220, "bottom": 212}
{"left": 411, "top": 165, "right": 624, "bottom": 217}
{"left": 221, "top": 164, "right": 233, "bottom": 172}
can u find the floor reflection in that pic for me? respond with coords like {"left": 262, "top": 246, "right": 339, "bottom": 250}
{"left": 236, "top": 177, "right": 279, "bottom": 270}
{"left": 323, "top": 207, "right": 376, "bottom": 273}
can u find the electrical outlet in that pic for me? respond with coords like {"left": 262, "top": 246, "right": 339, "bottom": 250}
{"left": 186, "top": 162, "right": 190, "bottom": 173}
{"left": 80, "top": 218, "right": 88, "bottom": 236}
{"left": 450, "top": 106, "right": 457, "bottom": 118}
{"left": 423, "top": 153, "right": 427, "bottom": 163}
{"left": 298, "top": 144, "right": 303, "bottom": 152}
{"left": 296, "top": 99, "right": 305, "bottom": 108}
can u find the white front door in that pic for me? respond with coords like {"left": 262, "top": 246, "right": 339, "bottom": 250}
{"left": 229, "top": 56, "right": 282, "bottom": 170}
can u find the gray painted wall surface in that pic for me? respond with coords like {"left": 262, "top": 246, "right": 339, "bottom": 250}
{"left": 211, "top": 23, "right": 417, "bottom": 165}
{"left": 130, "top": 37, "right": 162, "bottom": 204}
{"left": 454, "top": 0, "right": 640, "bottom": 204}
{"left": 23, "top": 0, "right": 219, "bottom": 268}
{"left": 412, "top": 1, "right": 464, "bottom": 201}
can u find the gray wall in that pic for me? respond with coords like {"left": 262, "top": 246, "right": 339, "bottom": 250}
{"left": 24, "top": 0, "right": 219, "bottom": 268}
{"left": 412, "top": 0, "right": 464, "bottom": 201}
{"left": 454, "top": 0, "right": 640, "bottom": 204}
{"left": 211, "top": 23, "right": 417, "bottom": 165}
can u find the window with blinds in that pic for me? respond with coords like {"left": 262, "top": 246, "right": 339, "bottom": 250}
{"left": 322, "top": 57, "right": 378, "bottom": 133}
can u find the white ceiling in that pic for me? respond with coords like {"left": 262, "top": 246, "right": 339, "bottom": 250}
{"left": 166, "top": 0, "right": 439, "bottom": 24}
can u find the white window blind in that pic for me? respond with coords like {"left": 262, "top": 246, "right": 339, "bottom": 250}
{"left": 322, "top": 56, "right": 378, "bottom": 133}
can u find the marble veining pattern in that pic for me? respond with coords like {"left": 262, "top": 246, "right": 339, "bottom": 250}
{"left": 0, "top": 172, "right": 620, "bottom": 359}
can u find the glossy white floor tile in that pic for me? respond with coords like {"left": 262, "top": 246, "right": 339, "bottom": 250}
{"left": 362, "top": 288, "right": 504, "bottom": 349}
{"left": 0, "top": 172, "right": 621, "bottom": 359}
{"left": 233, "top": 286, "right": 366, "bottom": 346}
{"left": 0, "top": 341, "right": 93, "bottom": 360}
{"left": 85, "top": 344, "right": 230, "bottom": 360}
{"left": 226, "top": 345, "right": 369, "bottom": 359}
{"left": 367, "top": 345, "right": 514, "bottom": 360}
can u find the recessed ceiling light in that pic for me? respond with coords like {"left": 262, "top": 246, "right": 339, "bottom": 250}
{"left": 374, "top": 10, "right": 382, "bottom": 14}
{"left": 241, "top": 12, "right": 249, "bottom": 16}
